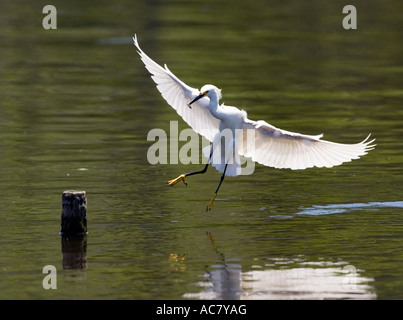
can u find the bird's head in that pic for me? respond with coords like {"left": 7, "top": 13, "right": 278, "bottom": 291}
{"left": 188, "top": 84, "right": 222, "bottom": 108}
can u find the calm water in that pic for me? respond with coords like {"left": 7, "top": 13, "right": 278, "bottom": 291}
{"left": 0, "top": 0, "right": 402, "bottom": 299}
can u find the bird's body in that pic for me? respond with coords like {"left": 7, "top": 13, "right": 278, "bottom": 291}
{"left": 133, "top": 35, "right": 375, "bottom": 210}
{"left": 197, "top": 86, "right": 248, "bottom": 176}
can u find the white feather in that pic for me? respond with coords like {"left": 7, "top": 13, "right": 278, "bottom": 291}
{"left": 133, "top": 35, "right": 219, "bottom": 142}
{"left": 134, "top": 35, "right": 376, "bottom": 176}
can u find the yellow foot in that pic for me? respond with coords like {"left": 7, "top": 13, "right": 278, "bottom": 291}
{"left": 206, "top": 193, "right": 217, "bottom": 212}
{"left": 167, "top": 174, "right": 187, "bottom": 187}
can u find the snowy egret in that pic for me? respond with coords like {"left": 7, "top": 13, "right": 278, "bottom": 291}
{"left": 133, "top": 35, "right": 375, "bottom": 211}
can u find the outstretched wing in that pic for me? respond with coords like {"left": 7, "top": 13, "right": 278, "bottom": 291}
{"left": 239, "top": 117, "right": 375, "bottom": 170}
{"left": 133, "top": 35, "right": 220, "bottom": 142}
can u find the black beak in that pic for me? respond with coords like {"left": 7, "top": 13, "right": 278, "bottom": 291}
{"left": 188, "top": 92, "right": 205, "bottom": 108}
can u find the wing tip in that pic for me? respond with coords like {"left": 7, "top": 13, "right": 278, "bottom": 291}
{"left": 133, "top": 34, "right": 142, "bottom": 54}
{"left": 362, "top": 133, "right": 376, "bottom": 150}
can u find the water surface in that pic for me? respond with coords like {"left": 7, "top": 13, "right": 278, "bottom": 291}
{"left": 0, "top": 0, "right": 402, "bottom": 299}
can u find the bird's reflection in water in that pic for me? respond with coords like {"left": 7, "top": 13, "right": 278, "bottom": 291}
{"left": 168, "top": 253, "right": 187, "bottom": 272}
{"left": 184, "top": 232, "right": 376, "bottom": 300}
{"left": 201, "top": 231, "right": 242, "bottom": 300}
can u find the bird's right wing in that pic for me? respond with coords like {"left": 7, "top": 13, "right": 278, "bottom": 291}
{"left": 239, "top": 117, "right": 375, "bottom": 170}
{"left": 133, "top": 35, "right": 220, "bottom": 142}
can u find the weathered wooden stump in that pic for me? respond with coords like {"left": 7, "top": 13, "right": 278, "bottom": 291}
{"left": 60, "top": 190, "right": 87, "bottom": 236}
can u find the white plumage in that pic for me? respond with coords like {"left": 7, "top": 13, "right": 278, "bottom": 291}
{"left": 134, "top": 36, "right": 219, "bottom": 143}
{"left": 133, "top": 34, "right": 375, "bottom": 177}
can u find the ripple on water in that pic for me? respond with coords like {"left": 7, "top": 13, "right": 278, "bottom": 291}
{"left": 297, "top": 201, "right": 403, "bottom": 216}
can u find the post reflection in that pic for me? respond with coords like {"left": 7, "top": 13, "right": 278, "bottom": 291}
{"left": 61, "top": 235, "right": 88, "bottom": 270}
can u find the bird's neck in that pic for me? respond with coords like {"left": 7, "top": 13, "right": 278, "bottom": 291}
{"left": 208, "top": 95, "right": 225, "bottom": 120}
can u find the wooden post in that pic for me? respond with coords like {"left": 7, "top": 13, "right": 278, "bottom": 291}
{"left": 61, "top": 190, "right": 87, "bottom": 236}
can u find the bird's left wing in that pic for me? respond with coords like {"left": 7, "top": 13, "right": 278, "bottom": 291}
{"left": 239, "top": 117, "right": 375, "bottom": 170}
{"left": 133, "top": 35, "right": 220, "bottom": 142}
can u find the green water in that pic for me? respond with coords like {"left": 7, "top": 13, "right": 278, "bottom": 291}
{"left": 0, "top": 0, "right": 402, "bottom": 299}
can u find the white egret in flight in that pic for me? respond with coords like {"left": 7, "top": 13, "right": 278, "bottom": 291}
{"left": 133, "top": 35, "right": 375, "bottom": 211}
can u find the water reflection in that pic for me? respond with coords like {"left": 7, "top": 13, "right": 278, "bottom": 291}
{"left": 185, "top": 260, "right": 376, "bottom": 300}
{"left": 191, "top": 232, "right": 242, "bottom": 300}
{"left": 168, "top": 253, "right": 187, "bottom": 272}
{"left": 184, "top": 233, "right": 376, "bottom": 300}
{"left": 241, "top": 263, "right": 376, "bottom": 299}
{"left": 297, "top": 201, "right": 403, "bottom": 216}
{"left": 61, "top": 235, "right": 88, "bottom": 270}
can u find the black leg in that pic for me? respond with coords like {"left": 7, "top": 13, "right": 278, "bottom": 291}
{"left": 167, "top": 144, "right": 213, "bottom": 186}
{"left": 206, "top": 163, "right": 228, "bottom": 212}
{"left": 215, "top": 163, "right": 228, "bottom": 194}
{"left": 184, "top": 161, "right": 209, "bottom": 178}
